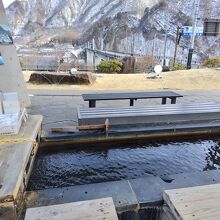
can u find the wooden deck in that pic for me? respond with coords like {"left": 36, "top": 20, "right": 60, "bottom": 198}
{"left": 25, "top": 197, "right": 118, "bottom": 220}
{"left": 0, "top": 115, "right": 43, "bottom": 220}
{"left": 164, "top": 183, "right": 220, "bottom": 220}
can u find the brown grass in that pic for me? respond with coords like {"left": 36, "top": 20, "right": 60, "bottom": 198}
{"left": 24, "top": 68, "right": 220, "bottom": 91}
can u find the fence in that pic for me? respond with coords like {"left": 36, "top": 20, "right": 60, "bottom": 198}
{"left": 19, "top": 54, "right": 202, "bottom": 73}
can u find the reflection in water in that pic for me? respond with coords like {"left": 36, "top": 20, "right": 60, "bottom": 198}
{"left": 28, "top": 138, "right": 220, "bottom": 191}
{"left": 204, "top": 141, "right": 220, "bottom": 171}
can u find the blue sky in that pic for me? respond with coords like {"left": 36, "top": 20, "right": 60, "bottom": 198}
{"left": 3, "top": 0, "right": 14, "bottom": 7}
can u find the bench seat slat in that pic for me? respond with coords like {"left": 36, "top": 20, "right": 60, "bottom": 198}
{"left": 82, "top": 91, "right": 183, "bottom": 101}
{"left": 80, "top": 107, "right": 220, "bottom": 115}
{"left": 79, "top": 103, "right": 220, "bottom": 115}
{"left": 80, "top": 109, "right": 220, "bottom": 118}
{"left": 80, "top": 106, "right": 220, "bottom": 115}
{"left": 80, "top": 103, "right": 217, "bottom": 113}
{"left": 78, "top": 103, "right": 220, "bottom": 126}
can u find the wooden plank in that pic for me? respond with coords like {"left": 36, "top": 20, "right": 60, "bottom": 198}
{"left": 52, "top": 125, "right": 105, "bottom": 133}
{"left": 0, "top": 115, "right": 43, "bottom": 202}
{"left": 164, "top": 183, "right": 220, "bottom": 220}
{"left": 51, "top": 126, "right": 77, "bottom": 133}
{"left": 24, "top": 197, "right": 118, "bottom": 220}
{"left": 52, "top": 119, "right": 109, "bottom": 133}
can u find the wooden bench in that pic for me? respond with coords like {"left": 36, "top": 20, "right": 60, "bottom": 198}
{"left": 82, "top": 91, "right": 183, "bottom": 108}
{"left": 78, "top": 102, "right": 220, "bottom": 126}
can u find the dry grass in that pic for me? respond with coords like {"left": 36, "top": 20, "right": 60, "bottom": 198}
{"left": 24, "top": 68, "right": 220, "bottom": 91}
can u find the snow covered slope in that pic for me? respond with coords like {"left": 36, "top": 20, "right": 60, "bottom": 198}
{"left": 5, "top": 0, "right": 220, "bottom": 61}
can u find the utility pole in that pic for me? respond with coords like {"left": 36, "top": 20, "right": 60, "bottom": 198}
{"left": 173, "top": 27, "right": 183, "bottom": 66}
{"left": 152, "top": 33, "right": 157, "bottom": 57}
{"left": 131, "top": 32, "right": 134, "bottom": 56}
{"left": 187, "top": 0, "right": 200, "bottom": 69}
{"left": 163, "top": 33, "right": 168, "bottom": 66}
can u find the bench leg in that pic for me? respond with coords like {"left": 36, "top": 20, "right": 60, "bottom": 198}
{"left": 162, "top": 98, "right": 167, "bottom": 105}
{"left": 130, "top": 99, "right": 134, "bottom": 106}
{"left": 171, "top": 98, "right": 177, "bottom": 104}
{"left": 89, "top": 100, "right": 96, "bottom": 108}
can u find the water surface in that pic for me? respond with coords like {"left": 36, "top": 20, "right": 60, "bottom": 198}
{"left": 28, "top": 138, "right": 220, "bottom": 191}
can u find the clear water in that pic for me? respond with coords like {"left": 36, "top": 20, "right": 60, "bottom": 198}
{"left": 28, "top": 138, "right": 220, "bottom": 191}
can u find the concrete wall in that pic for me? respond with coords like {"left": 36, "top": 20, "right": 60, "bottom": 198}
{"left": 0, "top": 0, "right": 30, "bottom": 107}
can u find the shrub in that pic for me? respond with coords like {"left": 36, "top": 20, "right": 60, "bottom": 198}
{"left": 203, "top": 57, "right": 220, "bottom": 68}
{"left": 171, "top": 63, "right": 187, "bottom": 71}
{"left": 97, "top": 60, "right": 123, "bottom": 73}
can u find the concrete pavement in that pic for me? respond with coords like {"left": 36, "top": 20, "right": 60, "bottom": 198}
{"left": 27, "top": 89, "right": 220, "bottom": 134}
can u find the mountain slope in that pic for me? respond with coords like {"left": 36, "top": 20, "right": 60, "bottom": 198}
{"left": 6, "top": 0, "right": 220, "bottom": 61}
{"left": 6, "top": 0, "right": 159, "bottom": 34}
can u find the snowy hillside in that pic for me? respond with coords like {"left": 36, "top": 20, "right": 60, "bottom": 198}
{"left": 6, "top": 0, "right": 159, "bottom": 34}
{"left": 5, "top": 0, "right": 220, "bottom": 62}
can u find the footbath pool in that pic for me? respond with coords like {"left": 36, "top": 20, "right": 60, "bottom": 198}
{"left": 28, "top": 137, "right": 220, "bottom": 191}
